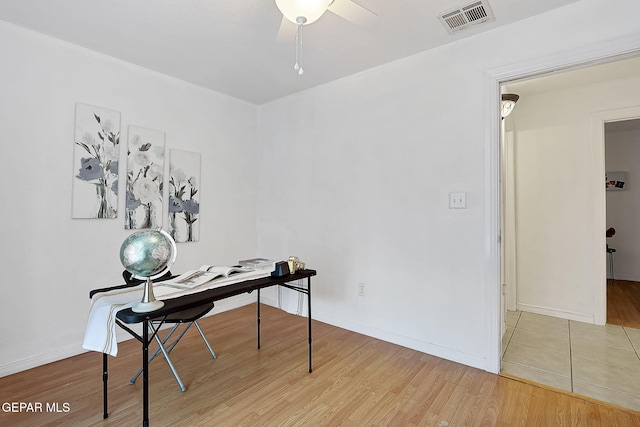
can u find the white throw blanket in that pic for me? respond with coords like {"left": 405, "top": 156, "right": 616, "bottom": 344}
{"left": 82, "top": 268, "right": 270, "bottom": 356}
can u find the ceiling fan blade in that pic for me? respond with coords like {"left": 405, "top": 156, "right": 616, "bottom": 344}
{"left": 328, "top": 0, "right": 377, "bottom": 25}
{"left": 276, "top": 16, "right": 297, "bottom": 42}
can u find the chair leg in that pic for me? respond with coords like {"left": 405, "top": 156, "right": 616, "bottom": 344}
{"left": 130, "top": 323, "right": 189, "bottom": 392}
{"left": 129, "top": 320, "right": 216, "bottom": 393}
{"left": 194, "top": 320, "right": 217, "bottom": 359}
{"left": 162, "top": 322, "right": 194, "bottom": 354}
{"left": 153, "top": 331, "right": 187, "bottom": 392}
{"left": 610, "top": 252, "right": 615, "bottom": 284}
{"left": 129, "top": 323, "right": 181, "bottom": 385}
{"left": 607, "top": 251, "right": 615, "bottom": 285}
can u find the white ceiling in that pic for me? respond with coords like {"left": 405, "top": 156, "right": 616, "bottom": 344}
{"left": 0, "top": 0, "right": 584, "bottom": 104}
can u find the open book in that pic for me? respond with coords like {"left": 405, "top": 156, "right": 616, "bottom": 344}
{"left": 238, "top": 258, "right": 275, "bottom": 269}
{"left": 171, "top": 265, "right": 253, "bottom": 288}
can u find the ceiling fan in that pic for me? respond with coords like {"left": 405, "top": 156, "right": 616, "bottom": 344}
{"left": 275, "top": 0, "right": 377, "bottom": 74}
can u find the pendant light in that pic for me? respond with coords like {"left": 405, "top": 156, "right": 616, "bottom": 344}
{"left": 276, "top": 0, "right": 332, "bottom": 74}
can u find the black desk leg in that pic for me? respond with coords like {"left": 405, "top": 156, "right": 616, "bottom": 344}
{"left": 142, "top": 319, "right": 149, "bottom": 427}
{"left": 102, "top": 353, "right": 108, "bottom": 418}
{"left": 257, "top": 288, "right": 261, "bottom": 349}
{"left": 308, "top": 277, "right": 312, "bottom": 373}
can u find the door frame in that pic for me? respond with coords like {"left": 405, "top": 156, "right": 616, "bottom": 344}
{"left": 502, "top": 129, "right": 516, "bottom": 314}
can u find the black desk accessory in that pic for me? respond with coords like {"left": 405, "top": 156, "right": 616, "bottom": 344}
{"left": 271, "top": 261, "right": 290, "bottom": 277}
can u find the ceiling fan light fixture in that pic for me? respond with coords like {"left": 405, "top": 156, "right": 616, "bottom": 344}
{"left": 276, "top": 0, "right": 331, "bottom": 25}
{"left": 501, "top": 93, "right": 519, "bottom": 118}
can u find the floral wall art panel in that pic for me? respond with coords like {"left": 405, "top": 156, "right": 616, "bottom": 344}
{"left": 125, "top": 126, "right": 166, "bottom": 229}
{"left": 168, "top": 149, "right": 200, "bottom": 243}
{"left": 72, "top": 103, "right": 121, "bottom": 219}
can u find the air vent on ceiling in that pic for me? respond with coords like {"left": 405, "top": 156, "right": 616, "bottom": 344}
{"left": 438, "top": 0, "right": 495, "bottom": 34}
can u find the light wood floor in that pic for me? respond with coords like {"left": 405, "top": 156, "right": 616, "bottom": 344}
{"left": 608, "top": 280, "right": 640, "bottom": 329}
{"left": 2, "top": 305, "right": 640, "bottom": 426}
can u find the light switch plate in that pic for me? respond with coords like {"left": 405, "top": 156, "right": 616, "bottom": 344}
{"left": 449, "top": 192, "right": 467, "bottom": 209}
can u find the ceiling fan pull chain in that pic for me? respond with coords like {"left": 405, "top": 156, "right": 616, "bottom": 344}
{"left": 295, "top": 17, "right": 306, "bottom": 75}
{"left": 294, "top": 24, "right": 300, "bottom": 72}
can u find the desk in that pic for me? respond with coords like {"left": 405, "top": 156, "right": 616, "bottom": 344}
{"left": 89, "top": 269, "right": 317, "bottom": 427}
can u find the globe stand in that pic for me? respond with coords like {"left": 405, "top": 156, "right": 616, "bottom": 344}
{"left": 132, "top": 277, "right": 165, "bottom": 313}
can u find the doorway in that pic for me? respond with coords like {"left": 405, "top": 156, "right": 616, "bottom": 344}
{"left": 497, "top": 56, "right": 640, "bottom": 410}
{"left": 499, "top": 56, "right": 640, "bottom": 326}
{"left": 605, "top": 118, "right": 640, "bottom": 328}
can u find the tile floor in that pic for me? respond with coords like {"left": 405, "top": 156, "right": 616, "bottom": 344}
{"left": 501, "top": 310, "right": 640, "bottom": 411}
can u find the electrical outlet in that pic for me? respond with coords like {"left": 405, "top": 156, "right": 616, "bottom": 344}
{"left": 358, "top": 282, "right": 366, "bottom": 297}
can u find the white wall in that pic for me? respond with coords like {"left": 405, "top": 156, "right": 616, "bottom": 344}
{"left": 256, "top": 0, "right": 640, "bottom": 370}
{"left": 606, "top": 123, "right": 640, "bottom": 281}
{"left": 0, "top": 20, "right": 260, "bottom": 376}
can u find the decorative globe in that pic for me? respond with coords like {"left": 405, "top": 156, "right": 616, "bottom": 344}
{"left": 120, "top": 229, "right": 177, "bottom": 279}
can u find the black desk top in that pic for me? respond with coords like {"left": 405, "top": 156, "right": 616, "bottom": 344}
{"left": 113, "top": 269, "right": 317, "bottom": 324}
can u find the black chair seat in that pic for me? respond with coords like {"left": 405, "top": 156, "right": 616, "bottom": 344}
{"left": 159, "top": 302, "right": 214, "bottom": 323}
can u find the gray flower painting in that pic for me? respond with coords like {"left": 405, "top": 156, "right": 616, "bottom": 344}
{"left": 72, "top": 103, "right": 121, "bottom": 219}
{"left": 168, "top": 150, "right": 201, "bottom": 242}
{"left": 125, "top": 126, "right": 165, "bottom": 229}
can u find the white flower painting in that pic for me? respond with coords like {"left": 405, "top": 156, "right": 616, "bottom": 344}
{"left": 168, "top": 150, "right": 201, "bottom": 242}
{"left": 125, "top": 126, "right": 165, "bottom": 229}
{"left": 72, "top": 103, "right": 121, "bottom": 219}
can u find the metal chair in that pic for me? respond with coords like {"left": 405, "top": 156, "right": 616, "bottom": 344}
{"left": 123, "top": 271, "right": 217, "bottom": 392}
